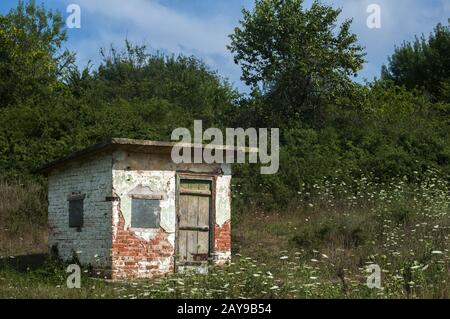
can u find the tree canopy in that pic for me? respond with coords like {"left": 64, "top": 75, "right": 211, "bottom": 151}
{"left": 0, "top": 0, "right": 448, "bottom": 211}
{"left": 382, "top": 20, "right": 450, "bottom": 103}
{"left": 229, "top": 0, "right": 365, "bottom": 127}
{"left": 0, "top": 0, "right": 74, "bottom": 108}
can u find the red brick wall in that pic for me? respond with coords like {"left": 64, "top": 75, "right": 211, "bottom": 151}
{"left": 111, "top": 207, "right": 174, "bottom": 280}
{"left": 111, "top": 205, "right": 231, "bottom": 279}
{"left": 214, "top": 220, "right": 231, "bottom": 255}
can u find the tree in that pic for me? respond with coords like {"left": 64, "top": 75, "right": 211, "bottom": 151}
{"left": 228, "top": 0, "right": 365, "bottom": 127}
{"left": 93, "top": 42, "right": 238, "bottom": 128}
{"left": 0, "top": 35, "right": 239, "bottom": 177}
{"left": 382, "top": 20, "right": 450, "bottom": 103}
{"left": 0, "top": 0, "right": 74, "bottom": 108}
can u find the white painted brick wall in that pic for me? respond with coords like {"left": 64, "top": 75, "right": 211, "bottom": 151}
{"left": 47, "top": 153, "right": 113, "bottom": 268}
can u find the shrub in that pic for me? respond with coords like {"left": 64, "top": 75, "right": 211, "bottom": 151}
{"left": 291, "top": 220, "right": 368, "bottom": 249}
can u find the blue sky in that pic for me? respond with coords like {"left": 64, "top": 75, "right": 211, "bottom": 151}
{"left": 1, "top": 0, "right": 449, "bottom": 92}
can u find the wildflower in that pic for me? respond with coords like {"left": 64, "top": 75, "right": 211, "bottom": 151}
{"left": 270, "top": 285, "right": 279, "bottom": 290}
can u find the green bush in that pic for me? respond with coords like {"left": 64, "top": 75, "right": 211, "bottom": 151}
{"left": 291, "top": 220, "right": 368, "bottom": 249}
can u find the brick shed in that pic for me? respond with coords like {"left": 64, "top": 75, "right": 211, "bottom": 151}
{"left": 40, "top": 138, "right": 232, "bottom": 280}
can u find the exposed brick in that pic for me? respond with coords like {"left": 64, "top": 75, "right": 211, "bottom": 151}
{"left": 111, "top": 204, "right": 175, "bottom": 280}
{"left": 47, "top": 149, "right": 232, "bottom": 280}
{"left": 215, "top": 221, "right": 231, "bottom": 258}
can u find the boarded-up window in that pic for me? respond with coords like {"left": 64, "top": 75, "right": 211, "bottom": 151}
{"left": 131, "top": 198, "right": 161, "bottom": 228}
{"left": 68, "top": 194, "right": 85, "bottom": 229}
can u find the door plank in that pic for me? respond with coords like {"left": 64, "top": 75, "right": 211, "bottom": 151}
{"left": 177, "top": 179, "right": 212, "bottom": 266}
{"left": 197, "top": 196, "right": 210, "bottom": 255}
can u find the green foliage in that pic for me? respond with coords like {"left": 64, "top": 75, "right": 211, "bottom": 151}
{"left": 229, "top": 0, "right": 365, "bottom": 127}
{"left": 0, "top": 29, "right": 236, "bottom": 177}
{"left": 0, "top": 0, "right": 449, "bottom": 300}
{"left": 93, "top": 42, "right": 238, "bottom": 127}
{"left": 233, "top": 77, "right": 449, "bottom": 211}
{"left": 0, "top": 0, "right": 449, "bottom": 214}
{"left": 291, "top": 221, "right": 367, "bottom": 249}
{"left": 0, "top": 0, "right": 74, "bottom": 108}
{"left": 382, "top": 20, "right": 450, "bottom": 103}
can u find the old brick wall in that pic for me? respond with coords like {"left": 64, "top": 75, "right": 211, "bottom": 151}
{"left": 47, "top": 148, "right": 232, "bottom": 279}
{"left": 111, "top": 205, "right": 174, "bottom": 279}
{"left": 111, "top": 150, "right": 232, "bottom": 278}
{"left": 111, "top": 150, "right": 176, "bottom": 279}
{"left": 47, "top": 153, "right": 113, "bottom": 270}
{"left": 214, "top": 172, "right": 232, "bottom": 264}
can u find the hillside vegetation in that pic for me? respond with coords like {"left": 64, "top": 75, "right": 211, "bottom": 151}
{"left": 0, "top": 0, "right": 448, "bottom": 298}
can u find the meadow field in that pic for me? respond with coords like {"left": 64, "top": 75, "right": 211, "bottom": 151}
{"left": 1, "top": 171, "right": 448, "bottom": 299}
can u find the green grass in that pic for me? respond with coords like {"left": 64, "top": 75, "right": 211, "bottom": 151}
{"left": 0, "top": 172, "right": 449, "bottom": 298}
{"left": 232, "top": 172, "right": 450, "bottom": 299}
{"left": 0, "top": 256, "right": 398, "bottom": 299}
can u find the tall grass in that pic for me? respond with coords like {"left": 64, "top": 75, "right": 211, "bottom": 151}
{"left": 0, "top": 180, "right": 47, "bottom": 255}
{"left": 233, "top": 169, "right": 449, "bottom": 298}
{"left": 0, "top": 171, "right": 448, "bottom": 298}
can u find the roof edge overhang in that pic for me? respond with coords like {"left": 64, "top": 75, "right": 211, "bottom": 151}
{"left": 37, "top": 138, "right": 258, "bottom": 175}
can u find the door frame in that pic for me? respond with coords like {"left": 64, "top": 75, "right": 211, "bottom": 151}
{"left": 174, "top": 172, "right": 217, "bottom": 272}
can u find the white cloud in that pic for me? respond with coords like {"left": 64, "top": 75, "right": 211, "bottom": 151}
{"left": 65, "top": 0, "right": 450, "bottom": 89}
{"left": 67, "top": 0, "right": 245, "bottom": 88}
{"left": 328, "top": 0, "right": 450, "bottom": 81}
{"left": 76, "top": 0, "right": 234, "bottom": 55}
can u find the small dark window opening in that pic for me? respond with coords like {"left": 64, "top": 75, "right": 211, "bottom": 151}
{"left": 131, "top": 197, "right": 161, "bottom": 229}
{"left": 68, "top": 194, "right": 85, "bottom": 230}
